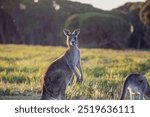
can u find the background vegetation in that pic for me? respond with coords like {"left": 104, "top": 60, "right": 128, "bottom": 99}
{"left": 0, "top": 45, "right": 150, "bottom": 100}
{"left": 0, "top": 0, "right": 150, "bottom": 49}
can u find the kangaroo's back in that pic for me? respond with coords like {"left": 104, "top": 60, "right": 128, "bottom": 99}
{"left": 120, "top": 73, "right": 147, "bottom": 100}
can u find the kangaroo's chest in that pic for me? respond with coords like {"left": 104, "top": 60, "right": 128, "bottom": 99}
{"left": 66, "top": 49, "right": 80, "bottom": 67}
{"left": 71, "top": 50, "right": 80, "bottom": 66}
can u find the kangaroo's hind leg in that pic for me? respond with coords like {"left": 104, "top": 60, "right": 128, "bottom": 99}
{"left": 139, "top": 86, "right": 147, "bottom": 100}
{"left": 139, "top": 92, "right": 145, "bottom": 100}
{"left": 52, "top": 76, "right": 67, "bottom": 100}
{"left": 139, "top": 79, "right": 147, "bottom": 100}
{"left": 41, "top": 85, "right": 51, "bottom": 100}
{"left": 45, "top": 73, "right": 65, "bottom": 100}
{"left": 130, "top": 93, "right": 135, "bottom": 100}
{"left": 60, "top": 86, "right": 66, "bottom": 100}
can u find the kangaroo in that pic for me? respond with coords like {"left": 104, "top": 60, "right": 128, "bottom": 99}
{"left": 120, "top": 73, "right": 150, "bottom": 100}
{"left": 41, "top": 29, "right": 83, "bottom": 100}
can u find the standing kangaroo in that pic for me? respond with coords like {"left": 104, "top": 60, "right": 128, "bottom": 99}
{"left": 120, "top": 73, "right": 150, "bottom": 100}
{"left": 41, "top": 29, "right": 83, "bottom": 100}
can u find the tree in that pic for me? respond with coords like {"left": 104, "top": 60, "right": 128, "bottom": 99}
{"left": 65, "top": 12, "right": 131, "bottom": 49}
{"left": 140, "top": 0, "right": 150, "bottom": 25}
{"left": 0, "top": 3, "right": 19, "bottom": 43}
{"left": 140, "top": 0, "right": 150, "bottom": 48}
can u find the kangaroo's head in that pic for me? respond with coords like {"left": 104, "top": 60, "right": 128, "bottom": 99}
{"left": 63, "top": 29, "right": 80, "bottom": 47}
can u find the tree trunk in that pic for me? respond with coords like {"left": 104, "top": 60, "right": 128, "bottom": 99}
{"left": 0, "top": 8, "right": 19, "bottom": 44}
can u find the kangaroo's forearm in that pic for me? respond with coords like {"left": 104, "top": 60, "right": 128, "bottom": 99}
{"left": 67, "top": 63, "right": 80, "bottom": 78}
{"left": 77, "top": 62, "right": 83, "bottom": 79}
{"left": 79, "top": 67, "right": 83, "bottom": 77}
{"left": 77, "top": 68, "right": 83, "bottom": 78}
{"left": 73, "top": 69, "right": 80, "bottom": 78}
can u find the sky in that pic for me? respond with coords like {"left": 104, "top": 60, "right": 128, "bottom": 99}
{"left": 68, "top": 0, "right": 146, "bottom": 10}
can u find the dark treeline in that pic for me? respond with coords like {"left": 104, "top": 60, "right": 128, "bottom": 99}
{"left": 0, "top": 0, "right": 150, "bottom": 49}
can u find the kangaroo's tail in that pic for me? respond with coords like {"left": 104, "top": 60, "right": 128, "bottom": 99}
{"left": 41, "top": 85, "right": 49, "bottom": 100}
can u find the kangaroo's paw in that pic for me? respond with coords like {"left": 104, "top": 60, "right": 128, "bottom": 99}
{"left": 76, "top": 77, "right": 83, "bottom": 84}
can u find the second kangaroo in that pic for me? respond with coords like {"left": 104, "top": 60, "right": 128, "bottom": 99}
{"left": 41, "top": 29, "right": 83, "bottom": 100}
{"left": 120, "top": 73, "right": 150, "bottom": 100}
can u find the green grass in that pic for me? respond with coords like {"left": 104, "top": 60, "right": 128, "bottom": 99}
{"left": 0, "top": 45, "right": 150, "bottom": 99}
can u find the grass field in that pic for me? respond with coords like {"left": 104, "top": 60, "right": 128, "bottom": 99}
{"left": 0, "top": 45, "right": 150, "bottom": 100}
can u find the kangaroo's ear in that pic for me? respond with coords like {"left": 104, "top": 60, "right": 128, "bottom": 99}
{"left": 63, "top": 29, "right": 71, "bottom": 36}
{"left": 73, "top": 28, "right": 80, "bottom": 35}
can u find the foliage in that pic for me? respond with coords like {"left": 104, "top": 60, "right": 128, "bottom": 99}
{"left": 0, "top": 0, "right": 149, "bottom": 49}
{"left": 114, "top": 1, "right": 150, "bottom": 49}
{"left": 0, "top": 45, "right": 150, "bottom": 99}
{"left": 140, "top": 0, "right": 150, "bottom": 25}
{"left": 65, "top": 12, "right": 131, "bottom": 49}
{"left": 0, "top": 0, "right": 100, "bottom": 45}
{"left": 140, "top": 0, "right": 150, "bottom": 48}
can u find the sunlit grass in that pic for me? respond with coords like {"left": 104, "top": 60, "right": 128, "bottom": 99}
{"left": 0, "top": 44, "right": 150, "bottom": 99}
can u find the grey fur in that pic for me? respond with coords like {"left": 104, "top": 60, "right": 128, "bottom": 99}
{"left": 41, "top": 29, "right": 83, "bottom": 100}
{"left": 120, "top": 73, "right": 150, "bottom": 100}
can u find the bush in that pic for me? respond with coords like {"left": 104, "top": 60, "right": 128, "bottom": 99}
{"left": 65, "top": 12, "right": 131, "bottom": 49}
